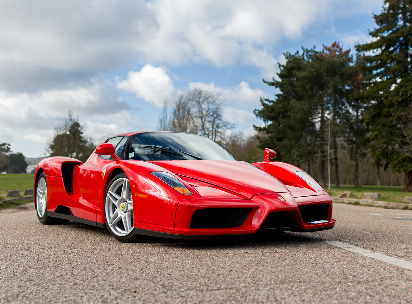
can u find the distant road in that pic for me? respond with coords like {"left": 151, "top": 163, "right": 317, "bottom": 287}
{"left": 1, "top": 203, "right": 411, "bottom": 303}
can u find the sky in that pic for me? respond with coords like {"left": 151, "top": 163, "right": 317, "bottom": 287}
{"left": 0, "top": 0, "right": 383, "bottom": 157}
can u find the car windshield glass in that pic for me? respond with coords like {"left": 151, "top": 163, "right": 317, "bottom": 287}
{"left": 127, "top": 132, "right": 234, "bottom": 161}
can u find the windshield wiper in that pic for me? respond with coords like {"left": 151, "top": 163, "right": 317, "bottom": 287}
{"left": 138, "top": 145, "right": 203, "bottom": 160}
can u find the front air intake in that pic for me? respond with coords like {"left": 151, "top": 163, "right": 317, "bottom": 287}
{"left": 260, "top": 211, "right": 301, "bottom": 229}
{"left": 298, "top": 203, "right": 329, "bottom": 223}
{"left": 190, "top": 208, "right": 251, "bottom": 229}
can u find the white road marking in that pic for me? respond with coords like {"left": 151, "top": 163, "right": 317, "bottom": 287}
{"left": 326, "top": 241, "right": 412, "bottom": 271}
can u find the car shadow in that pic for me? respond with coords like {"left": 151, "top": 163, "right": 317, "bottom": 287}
{"left": 134, "top": 230, "right": 325, "bottom": 249}
{"left": 62, "top": 221, "right": 325, "bottom": 249}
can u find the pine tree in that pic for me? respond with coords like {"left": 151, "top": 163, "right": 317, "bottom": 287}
{"left": 48, "top": 112, "right": 95, "bottom": 162}
{"left": 254, "top": 50, "right": 318, "bottom": 172}
{"left": 342, "top": 55, "right": 369, "bottom": 187}
{"left": 319, "top": 42, "right": 353, "bottom": 187}
{"left": 356, "top": 0, "right": 412, "bottom": 191}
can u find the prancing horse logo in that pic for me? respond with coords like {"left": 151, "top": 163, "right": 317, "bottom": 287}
{"left": 120, "top": 203, "right": 125, "bottom": 212}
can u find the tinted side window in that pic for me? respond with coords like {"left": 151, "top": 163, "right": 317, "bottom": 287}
{"left": 115, "top": 136, "right": 129, "bottom": 159}
{"left": 99, "top": 136, "right": 124, "bottom": 160}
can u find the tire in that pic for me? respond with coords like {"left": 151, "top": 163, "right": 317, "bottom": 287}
{"left": 35, "top": 172, "right": 69, "bottom": 225}
{"left": 104, "top": 173, "right": 139, "bottom": 242}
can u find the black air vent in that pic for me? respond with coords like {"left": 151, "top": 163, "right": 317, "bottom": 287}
{"left": 54, "top": 205, "right": 72, "bottom": 215}
{"left": 61, "top": 162, "right": 80, "bottom": 193}
{"left": 298, "top": 203, "right": 329, "bottom": 223}
{"left": 260, "top": 211, "right": 301, "bottom": 229}
{"left": 190, "top": 208, "right": 251, "bottom": 229}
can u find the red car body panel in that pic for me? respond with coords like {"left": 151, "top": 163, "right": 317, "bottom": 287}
{"left": 149, "top": 160, "right": 289, "bottom": 198}
{"left": 34, "top": 133, "right": 335, "bottom": 239}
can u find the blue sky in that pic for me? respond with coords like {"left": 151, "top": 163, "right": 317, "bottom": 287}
{"left": 0, "top": 0, "right": 383, "bottom": 157}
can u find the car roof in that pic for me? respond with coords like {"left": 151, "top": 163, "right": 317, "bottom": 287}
{"left": 111, "top": 131, "right": 172, "bottom": 137}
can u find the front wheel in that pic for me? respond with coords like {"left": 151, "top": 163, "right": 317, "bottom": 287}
{"left": 104, "top": 173, "right": 139, "bottom": 242}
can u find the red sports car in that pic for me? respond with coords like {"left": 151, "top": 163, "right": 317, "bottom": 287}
{"left": 34, "top": 132, "right": 335, "bottom": 242}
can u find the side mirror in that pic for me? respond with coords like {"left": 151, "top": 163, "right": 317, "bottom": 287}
{"left": 95, "top": 143, "right": 121, "bottom": 161}
{"left": 264, "top": 148, "right": 277, "bottom": 162}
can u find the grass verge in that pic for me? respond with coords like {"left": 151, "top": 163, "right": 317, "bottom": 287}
{"left": 0, "top": 174, "right": 35, "bottom": 198}
{"left": 326, "top": 185, "right": 412, "bottom": 204}
{"left": 0, "top": 199, "right": 33, "bottom": 210}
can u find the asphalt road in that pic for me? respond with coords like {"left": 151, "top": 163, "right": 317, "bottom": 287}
{"left": 0, "top": 203, "right": 411, "bottom": 303}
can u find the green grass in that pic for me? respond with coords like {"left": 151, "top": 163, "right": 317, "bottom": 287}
{"left": 0, "top": 174, "right": 35, "bottom": 202}
{"left": 0, "top": 199, "right": 33, "bottom": 210}
{"left": 326, "top": 185, "right": 412, "bottom": 204}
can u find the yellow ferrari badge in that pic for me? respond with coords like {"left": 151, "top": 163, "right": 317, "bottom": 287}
{"left": 102, "top": 169, "right": 106, "bottom": 179}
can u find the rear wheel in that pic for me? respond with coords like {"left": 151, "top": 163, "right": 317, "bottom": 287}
{"left": 36, "top": 172, "right": 69, "bottom": 225}
{"left": 104, "top": 173, "right": 139, "bottom": 242}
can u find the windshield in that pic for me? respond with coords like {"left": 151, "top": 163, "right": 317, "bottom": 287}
{"left": 127, "top": 132, "right": 234, "bottom": 161}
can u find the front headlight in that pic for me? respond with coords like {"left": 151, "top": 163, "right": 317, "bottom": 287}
{"left": 151, "top": 172, "right": 192, "bottom": 195}
{"left": 295, "top": 171, "right": 324, "bottom": 192}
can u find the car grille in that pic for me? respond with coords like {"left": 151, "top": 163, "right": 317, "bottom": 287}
{"left": 298, "top": 203, "right": 329, "bottom": 223}
{"left": 190, "top": 208, "right": 251, "bottom": 229}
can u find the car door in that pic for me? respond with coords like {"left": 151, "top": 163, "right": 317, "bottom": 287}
{"left": 75, "top": 136, "right": 128, "bottom": 221}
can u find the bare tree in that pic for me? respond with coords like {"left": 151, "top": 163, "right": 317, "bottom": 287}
{"left": 186, "top": 88, "right": 233, "bottom": 141}
{"left": 156, "top": 88, "right": 234, "bottom": 142}
{"left": 169, "top": 95, "right": 193, "bottom": 133}
{"left": 157, "top": 102, "right": 170, "bottom": 131}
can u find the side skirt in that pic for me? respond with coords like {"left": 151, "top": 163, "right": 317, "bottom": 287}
{"left": 46, "top": 211, "right": 106, "bottom": 228}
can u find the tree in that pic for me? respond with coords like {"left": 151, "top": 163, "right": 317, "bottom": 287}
{"left": 0, "top": 143, "right": 10, "bottom": 172}
{"left": 8, "top": 153, "right": 28, "bottom": 173}
{"left": 186, "top": 88, "right": 233, "bottom": 142}
{"left": 254, "top": 49, "right": 319, "bottom": 175}
{"left": 342, "top": 56, "right": 369, "bottom": 187}
{"left": 169, "top": 95, "right": 194, "bottom": 133}
{"left": 157, "top": 88, "right": 233, "bottom": 142}
{"left": 157, "top": 102, "right": 170, "bottom": 131}
{"left": 356, "top": 0, "right": 412, "bottom": 191}
{"left": 319, "top": 42, "right": 353, "bottom": 187}
{"left": 48, "top": 111, "right": 95, "bottom": 162}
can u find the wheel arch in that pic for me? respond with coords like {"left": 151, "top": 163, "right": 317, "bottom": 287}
{"left": 103, "top": 167, "right": 126, "bottom": 199}
{"left": 33, "top": 168, "right": 45, "bottom": 206}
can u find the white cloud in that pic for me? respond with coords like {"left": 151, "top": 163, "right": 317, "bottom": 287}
{"left": 339, "top": 29, "right": 372, "bottom": 48}
{"left": 117, "top": 65, "right": 182, "bottom": 107}
{"left": 0, "top": 0, "right": 380, "bottom": 92}
{"left": 223, "top": 107, "right": 256, "bottom": 124}
{"left": 189, "top": 81, "right": 265, "bottom": 107}
{"left": 0, "top": 81, "right": 129, "bottom": 130}
{"left": 0, "top": 80, "right": 132, "bottom": 156}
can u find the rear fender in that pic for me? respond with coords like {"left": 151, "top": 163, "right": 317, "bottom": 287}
{"left": 33, "top": 157, "right": 83, "bottom": 211}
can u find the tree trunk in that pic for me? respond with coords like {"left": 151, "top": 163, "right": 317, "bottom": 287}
{"left": 307, "top": 159, "right": 311, "bottom": 175}
{"left": 405, "top": 171, "right": 412, "bottom": 192}
{"left": 354, "top": 155, "right": 359, "bottom": 187}
{"left": 333, "top": 135, "right": 340, "bottom": 187}
{"left": 319, "top": 101, "right": 326, "bottom": 186}
{"left": 376, "top": 167, "right": 381, "bottom": 186}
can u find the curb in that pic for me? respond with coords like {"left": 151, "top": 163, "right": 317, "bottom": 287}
{"left": 0, "top": 195, "right": 34, "bottom": 204}
{"left": 332, "top": 197, "right": 412, "bottom": 210}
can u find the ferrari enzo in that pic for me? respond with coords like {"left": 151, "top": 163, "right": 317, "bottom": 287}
{"left": 34, "top": 131, "right": 335, "bottom": 242}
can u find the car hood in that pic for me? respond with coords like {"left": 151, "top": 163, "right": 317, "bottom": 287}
{"left": 149, "top": 160, "right": 289, "bottom": 199}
